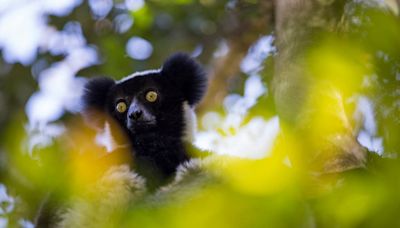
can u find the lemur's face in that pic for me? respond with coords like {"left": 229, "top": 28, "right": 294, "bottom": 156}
{"left": 105, "top": 71, "right": 185, "bottom": 135}
{"left": 82, "top": 53, "right": 207, "bottom": 140}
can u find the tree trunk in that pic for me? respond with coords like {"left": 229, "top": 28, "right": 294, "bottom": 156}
{"left": 272, "top": 0, "right": 366, "bottom": 173}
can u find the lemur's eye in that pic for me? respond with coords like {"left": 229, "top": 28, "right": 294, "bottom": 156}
{"left": 145, "top": 91, "right": 158, "bottom": 102}
{"left": 116, "top": 101, "right": 127, "bottom": 113}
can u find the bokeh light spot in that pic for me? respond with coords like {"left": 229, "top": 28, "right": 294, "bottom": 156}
{"left": 126, "top": 36, "right": 153, "bottom": 60}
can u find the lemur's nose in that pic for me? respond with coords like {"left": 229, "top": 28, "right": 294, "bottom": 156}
{"left": 129, "top": 110, "right": 143, "bottom": 120}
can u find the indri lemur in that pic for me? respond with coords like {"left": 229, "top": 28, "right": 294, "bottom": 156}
{"left": 82, "top": 53, "right": 208, "bottom": 187}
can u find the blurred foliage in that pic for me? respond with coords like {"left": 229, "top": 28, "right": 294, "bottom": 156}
{"left": 351, "top": 6, "right": 400, "bottom": 155}
{"left": 0, "top": 0, "right": 400, "bottom": 227}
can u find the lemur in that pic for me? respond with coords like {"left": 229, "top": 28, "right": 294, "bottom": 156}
{"left": 82, "top": 53, "right": 208, "bottom": 188}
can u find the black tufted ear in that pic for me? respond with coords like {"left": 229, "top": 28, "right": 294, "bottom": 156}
{"left": 161, "top": 53, "right": 208, "bottom": 106}
{"left": 81, "top": 77, "right": 115, "bottom": 128}
{"left": 82, "top": 77, "right": 115, "bottom": 111}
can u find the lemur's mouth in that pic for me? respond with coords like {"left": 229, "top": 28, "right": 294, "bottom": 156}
{"left": 127, "top": 120, "right": 157, "bottom": 132}
{"left": 134, "top": 120, "right": 156, "bottom": 125}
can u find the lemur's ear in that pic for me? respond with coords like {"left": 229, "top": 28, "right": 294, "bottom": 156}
{"left": 81, "top": 77, "right": 115, "bottom": 129}
{"left": 83, "top": 77, "right": 115, "bottom": 110}
{"left": 161, "top": 53, "right": 207, "bottom": 106}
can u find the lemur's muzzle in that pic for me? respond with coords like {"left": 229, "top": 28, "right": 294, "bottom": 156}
{"left": 127, "top": 100, "right": 156, "bottom": 129}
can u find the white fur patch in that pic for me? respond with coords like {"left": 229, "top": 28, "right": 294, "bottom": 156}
{"left": 57, "top": 165, "right": 146, "bottom": 227}
{"left": 174, "top": 158, "right": 205, "bottom": 183}
{"left": 153, "top": 158, "right": 211, "bottom": 201}
{"left": 117, "top": 69, "right": 161, "bottom": 84}
{"left": 182, "top": 101, "right": 197, "bottom": 142}
{"left": 154, "top": 156, "right": 222, "bottom": 199}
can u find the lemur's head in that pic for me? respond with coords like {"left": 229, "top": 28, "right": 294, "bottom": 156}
{"left": 82, "top": 53, "right": 207, "bottom": 142}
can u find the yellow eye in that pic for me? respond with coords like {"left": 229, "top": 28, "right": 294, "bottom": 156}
{"left": 145, "top": 91, "right": 158, "bottom": 102}
{"left": 116, "top": 101, "right": 127, "bottom": 113}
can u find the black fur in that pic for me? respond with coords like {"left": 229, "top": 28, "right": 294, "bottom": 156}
{"left": 161, "top": 53, "right": 207, "bottom": 106}
{"left": 82, "top": 53, "right": 207, "bottom": 188}
{"left": 82, "top": 77, "right": 115, "bottom": 129}
{"left": 83, "top": 77, "right": 115, "bottom": 111}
